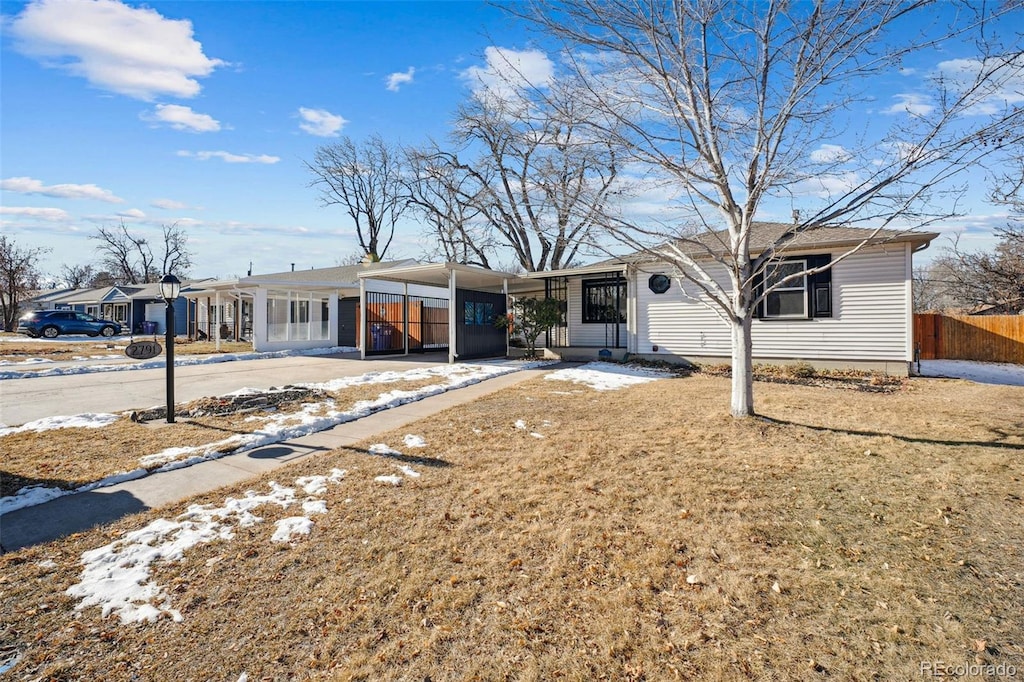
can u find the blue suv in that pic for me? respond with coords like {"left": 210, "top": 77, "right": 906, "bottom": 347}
{"left": 17, "top": 310, "right": 122, "bottom": 338}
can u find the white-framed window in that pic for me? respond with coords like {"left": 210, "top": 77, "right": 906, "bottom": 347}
{"left": 762, "top": 259, "right": 807, "bottom": 319}
{"left": 267, "top": 290, "right": 330, "bottom": 342}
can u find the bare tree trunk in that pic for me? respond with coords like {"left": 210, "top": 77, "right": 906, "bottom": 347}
{"left": 730, "top": 314, "right": 754, "bottom": 418}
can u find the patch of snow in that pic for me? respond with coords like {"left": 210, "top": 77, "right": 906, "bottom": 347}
{"left": 403, "top": 434, "right": 427, "bottom": 448}
{"left": 0, "top": 412, "right": 119, "bottom": 436}
{"left": 397, "top": 465, "right": 421, "bottom": 478}
{"left": 66, "top": 473, "right": 345, "bottom": 624}
{"left": 514, "top": 419, "right": 527, "bottom": 430}
{"left": 369, "top": 443, "right": 403, "bottom": 457}
{"left": 271, "top": 517, "right": 315, "bottom": 543}
{"left": 375, "top": 475, "right": 403, "bottom": 486}
{"left": 530, "top": 432, "right": 545, "bottom": 439}
{"left": 918, "top": 360, "right": 1024, "bottom": 387}
{"left": 0, "top": 357, "right": 54, "bottom": 366}
{"left": 545, "top": 361, "right": 669, "bottom": 391}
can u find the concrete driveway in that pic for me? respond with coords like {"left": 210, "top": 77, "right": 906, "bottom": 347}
{"left": 0, "top": 352, "right": 449, "bottom": 426}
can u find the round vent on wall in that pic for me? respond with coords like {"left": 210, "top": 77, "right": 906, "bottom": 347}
{"left": 648, "top": 274, "right": 671, "bottom": 294}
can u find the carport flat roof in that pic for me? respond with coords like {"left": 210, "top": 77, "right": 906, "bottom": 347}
{"left": 358, "top": 262, "right": 538, "bottom": 294}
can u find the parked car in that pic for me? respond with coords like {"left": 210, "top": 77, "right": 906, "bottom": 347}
{"left": 16, "top": 310, "right": 122, "bottom": 338}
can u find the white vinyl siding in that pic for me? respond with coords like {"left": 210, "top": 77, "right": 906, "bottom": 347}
{"left": 635, "top": 243, "right": 912, "bottom": 362}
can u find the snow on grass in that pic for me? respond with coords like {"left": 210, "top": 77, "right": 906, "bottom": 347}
{"left": 397, "top": 465, "right": 421, "bottom": 478}
{"left": 374, "top": 475, "right": 403, "bottom": 486}
{"left": 918, "top": 360, "right": 1024, "bottom": 387}
{"left": 403, "top": 434, "right": 426, "bottom": 448}
{"left": 0, "top": 413, "right": 119, "bottom": 437}
{"left": 1, "top": 363, "right": 519, "bottom": 514}
{"left": 66, "top": 469, "right": 346, "bottom": 624}
{"left": 0, "top": 346, "right": 355, "bottom": 381}
{"left": 0, "top": 357, "right": 54, "bottom": 366}
{"left": 271, "top": 517, "right": 316, "bottom": 543}
{"left": 544, "top": 361, "right": 670, "bottom": 391}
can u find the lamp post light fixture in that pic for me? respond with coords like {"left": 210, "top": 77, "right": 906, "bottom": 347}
{"left": 160, "top": 273, "right": 181, "bottom": 424}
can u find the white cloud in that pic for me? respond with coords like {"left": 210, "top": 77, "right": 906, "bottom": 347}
{"left": 151, "top": 198, "right": 187, "bottom": 210}
{"left": 0, "top": 176, "right": 124, "bottom": 203}
{"left": 8, "top": 0, "right": 224, "bottom": 101}
{"left": 118, "top": 208, "right": 146, "bottom": 219}
{"left": 386, "top": 67, "right": 415, "bottom": 92}
{"left": 0, "top": 206, "right": 72, "bottom": 220}
{"left": 145, "top": 104, "right": 221, "bottom": 132}
{"left": 461, "top": 46, "right": 555, "bottom": 97}
{"left": 809, "top": 144, "right": 852, "bottom": 164}
{"left": 297, "top": 108, "right": 346, "bottom": 137}
{"left": 884, "top": 93, "right": 934, "bottom": 116}
{"left": 177, "top": 150, "right": 280, "bottom": 164}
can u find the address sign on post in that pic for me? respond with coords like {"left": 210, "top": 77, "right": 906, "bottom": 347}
{"left": 125, "top": 340, "right": 163, "bottom": 360}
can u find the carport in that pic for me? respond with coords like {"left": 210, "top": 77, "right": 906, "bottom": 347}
{"left": 357, "top": 263, "right": 535, "bottom": 363}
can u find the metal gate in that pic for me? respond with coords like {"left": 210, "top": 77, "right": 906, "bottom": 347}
{"left": 363, "top": 292, "right": 449, "bottom": 356}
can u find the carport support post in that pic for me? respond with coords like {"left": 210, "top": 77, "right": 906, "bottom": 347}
{"left": 359, "top": 276, "right": 366, "bottom": 360}
{"left": 503, "top": 278, "right": 509, "bottom": 357}
{"left": 448, "top": 268, "right": 457, "bottom": 364}
{"left": 215, "top": 291, "right": 222, "bottom": 352}
{"left": 403, "top": 282, "right": 409, "bottom": 356}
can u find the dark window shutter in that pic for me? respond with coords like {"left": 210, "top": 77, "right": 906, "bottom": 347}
{"left": 806, "top": 254, "right": 832, "bottom": 318}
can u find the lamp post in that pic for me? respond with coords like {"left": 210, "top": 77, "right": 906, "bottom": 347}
{"left": 160, "top": 274, "right": 181, "bottom": 424}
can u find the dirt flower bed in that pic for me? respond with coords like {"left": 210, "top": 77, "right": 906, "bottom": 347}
{"left": 1, "top": 372, "right": 1021, "bottom": 680}
{"left": 698, "top": 361, "right": 908, "bottom": 392}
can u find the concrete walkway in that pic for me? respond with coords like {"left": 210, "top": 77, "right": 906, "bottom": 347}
{"left": 0, "top": 365, "right": 555, "bottom": 552}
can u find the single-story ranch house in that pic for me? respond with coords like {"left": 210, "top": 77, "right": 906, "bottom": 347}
{"left": 24, "top": 223, "right": 937, "bottom": 375}
{"left": 519, "top": 223, "right": 938, "bottom": 375}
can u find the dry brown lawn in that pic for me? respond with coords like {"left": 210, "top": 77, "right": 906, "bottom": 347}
{"left": 0, "top": 338, "right": 254, "bottom": 362}
{"left": 1, "top": 372, "right": 1022, "bottom": 680}
{"left": 0, "top": 377, "right": 450, "bottom": 497}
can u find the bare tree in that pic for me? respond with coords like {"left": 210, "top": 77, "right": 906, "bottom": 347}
{"left": 0, "top": 236, "right": 50, "bottom": 331}
{"left": 410, "top": 84, "right": 619, "bottom": 272}
{"left": 404, "top": 148, "right": 495, "bottom": 268}
{"left": 159, "top": 223, "right": 192, "bottom": 278}
{"left": 59, "top": 263, "right": 96, "bottom": 289}
{"left": 932, "top": 226, "right": 1024, "bottom": 312}
{"left": 517, "top": 0, "right": 1024, "bottom": 416}
{"left": 306, "top": 134, "right": 406, "bottom": 262}
{"left": 91, "top": 221, "right": 192, "bottom": 284}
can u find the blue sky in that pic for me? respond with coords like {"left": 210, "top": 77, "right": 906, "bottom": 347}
{"left": 0, "top": 0, "right": 1017, "bottom": 282}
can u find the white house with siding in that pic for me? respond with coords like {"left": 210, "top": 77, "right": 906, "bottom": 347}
{"left": 524, "top": 223, "right": 938, "bottom": 375}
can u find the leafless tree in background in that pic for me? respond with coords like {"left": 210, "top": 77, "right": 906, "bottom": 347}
{"left": 59, "top": 263, "right": 96, "bottom": 289}
{"left": 90, "top": 222, "right": 192, "bottom": 284}
{"left": 409, "top": 84, "right": 619, "bottom": 273}
{"left": 307, "top": 135, "right": 406, "bottom": 262}
{"left": 0, "top": 235, "right": 49, "bottom": 331}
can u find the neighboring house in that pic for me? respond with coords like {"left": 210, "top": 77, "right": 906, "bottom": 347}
{"left": 22, "top": 283, "right": 203, "bottom": 336}
{"left": 183, "top": 260, "right": 535, "bottom": 360}
{"left": 182, "top": 260, "right": 452, "bottom": 353}
{"left": 523, "top": 223, "right": 938, "bottom": 375}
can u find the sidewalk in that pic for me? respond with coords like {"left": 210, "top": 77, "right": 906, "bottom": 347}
{"left": 0, "top": 366, "right": 555, "bottom": 552}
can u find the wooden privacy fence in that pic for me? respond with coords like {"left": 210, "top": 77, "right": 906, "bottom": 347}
{"left": 914, "top": 313, "right": 1024, "bottom": 364}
